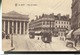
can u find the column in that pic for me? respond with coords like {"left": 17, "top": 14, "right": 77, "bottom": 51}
{"left": 3, "top": 21, "right": 6, "bottom": 39}
{"left": 19, "top": 21, "right": 21, "bottom": 34}
{"left": 26, "top": 22, "right": 28, "bottom": 34}
{"left": 25, "top": 22, "right": 28, "bottom": 34}
{"left": 8, "top": 21, "right": 10, "bottom": 34}
{"left": 3, "top": 21, "right": 5, "bottom": 32}
{"left": 16, "top": 22, "right": 18, "bottom": 34}
{"left": 23, "top": 22, "right": 25, "bottom": 34}
{"left": 12, "top": 21, "right": 14, "bottom": 34}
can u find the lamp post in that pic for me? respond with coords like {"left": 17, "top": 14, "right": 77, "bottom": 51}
{"left": 11, "top": 26, "right": 14, "bottom": 47}
{"left": 50, "top": 21, "right": 52, "bottom": 42}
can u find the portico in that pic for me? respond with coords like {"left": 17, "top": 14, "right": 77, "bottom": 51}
{"left": 2, "top": 11, "right": 29, "bottom": 35}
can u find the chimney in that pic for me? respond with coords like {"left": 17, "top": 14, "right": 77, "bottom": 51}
{"left": 39, "top": 16, "right": 41, "bottom": 18}
{"left": 42, "top": 13, "right": 44, "bottom": 17}
{"left": 52, "top": 13, "right": 54, "bottom": 15}
{"left": 66, "top": 14, "right": 69, "bottom": 18}
{"left": 57, "top": 13, "right": 61, "bottom": 19}
{"left": 50, "top": 13, "right": 54, "bottom": 15}
{"left": 50, "top": 13, "right": 54, "bottom": 16}
{"left": 50, "top": 13, "right": 54, "bottom": 18}
{"left": 35, "top": 15, "right": 38, "bottom": 19}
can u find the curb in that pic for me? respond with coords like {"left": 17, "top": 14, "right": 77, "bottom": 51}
{"left": 4, "top": 47, "right": 15, "bottom": 51}
{"left": 10, "top": 47, "right": 15, "bottom": 51}
{"left": 75, "top": 47, "right": 80, "bottom": 51}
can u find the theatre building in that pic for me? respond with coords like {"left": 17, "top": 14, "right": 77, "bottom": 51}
{"left": 2, "top": 11, "right": 29, "bottom": 35}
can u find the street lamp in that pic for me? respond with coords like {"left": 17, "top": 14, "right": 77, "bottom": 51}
{"left": 11, "top": 26, "right": 14, "bottom": 47}
{"left": 50, "top": 21, "right": 52, "bottom": 42}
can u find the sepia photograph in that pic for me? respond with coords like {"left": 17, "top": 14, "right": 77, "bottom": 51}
{"left": 2, "top": 54, "right": 80, "bottom": 55}
{"left": 2, "top": 0, "right": 80, "bottom": 52}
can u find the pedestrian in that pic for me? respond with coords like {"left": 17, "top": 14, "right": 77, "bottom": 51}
{"left": 74, "top": 36, "right": 78, "bottom": 47}
{"left": 2, "top": 32, "right": 5, "bottom": 39}
{"left": 65, "top": 31, "right": 68, "bottom": 40}
{"left": 6, "top": 34, "right": 10, "bottom": 39}
{"left": 38, "top": 37, "right": 39, "bottom": 40}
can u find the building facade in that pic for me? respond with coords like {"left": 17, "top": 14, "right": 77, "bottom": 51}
{"left": 71, "top": 0, "right": 80, "bottom": 29}
{"left": 54, "top": 14, "right": 71, "bottom": 38}
{"left": 29, "top": 13, "right": 55, "bottom": 34}
{"left": 2, "top": 11, "right": 29, "bottom": 35}
{"left": 29, "top": 13, "right": 71, "bottom": 38}
{"left": 71, "top": 0, "right": 80, "bottom": 47}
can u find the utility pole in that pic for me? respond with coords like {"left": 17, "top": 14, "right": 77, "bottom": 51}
{"left": 11, "top": 26, "right": 14, "bottom": 47}
{"left": 50, "top": 21, "right": 52, "bottom": 42}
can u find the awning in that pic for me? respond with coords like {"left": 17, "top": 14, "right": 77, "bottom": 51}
{"left": 66, "top": 30, "right": 73, "bottom": 38}
{"left": 73, "top": 28, "right": 80, "bottom": 35}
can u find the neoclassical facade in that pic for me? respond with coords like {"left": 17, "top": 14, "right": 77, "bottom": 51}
{"left": 2, "top": 11, "right": 29, "bottom": 34}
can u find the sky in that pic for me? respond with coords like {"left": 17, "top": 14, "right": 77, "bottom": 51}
{"left": 2, "top": 0, "right": 72, "bottom": 21}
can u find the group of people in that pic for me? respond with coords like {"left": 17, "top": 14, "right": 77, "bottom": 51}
{"left": 2, "top": 32, "right": 10, "bottom": 39}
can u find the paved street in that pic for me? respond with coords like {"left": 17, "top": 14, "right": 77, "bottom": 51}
{"left": 12, "top": 34, "right": 76, "bottom": 51}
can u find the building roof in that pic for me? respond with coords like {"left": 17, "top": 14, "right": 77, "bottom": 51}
{"left": 7, "top": 11, "right": 22, "bottom": 15}
{"left": 35, "top": 13, "right": 70, "bottom": 21}
{"left": 2, "top": 11, "right": 29, "bottom": 19}
{"left": 55, "top": 15, "right": 70, "bottom": 21}
{"left": 38, "top": 13, "right": 54, "bottom": 18}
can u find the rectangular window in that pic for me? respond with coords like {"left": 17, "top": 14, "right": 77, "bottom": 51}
{"left": 58, "top": 33, "right": 60, "bottom": 36}
{"left": 67, "top": 22, "right": 68, "bottom": 24}
{"left": 61, "top": 33, "right": 63, "bottom": 36}
{"left": 53, "top": 22, "right": 54, "bottom": 25}
{"left": 47, "top": 21, "right": 48, "bottom": 25}
{"left": 64, "top": 26, "right": 65, "bottom": 28}
{"left": 62, "top": 22, "right": 63, "bottom": 24}
{"left": 56, "top": 21, "right": 57, "bottom": 23}
{"left": 59, "top": 25, "right": 60, "bottom": 28}
{"left": 67, "top": 26, "right": 68, "bottom": 28}
{"left": 56, "top": 25, "right": 57, "bottom": 28}
{"left": 61, "top": 26, "right": 63, "bottom": 28}
{"left": 64, "top": 22, "right": 66, "bottom": 24}
{"left": 59, "top": 22, "right": 60, "bottom": 24}
{"left": 43, "top": 21, "right": 45, "bottom": 25}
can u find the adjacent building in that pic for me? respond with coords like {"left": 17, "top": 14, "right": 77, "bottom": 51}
{"left": 2, "top": 11, "right": 29, "bottom": 35}
{"left": 29, "top": 13, "right": 71, "bottom": 38}
{"left": 71, "top": 0, "right": 80, "bottom": 47}
{"left": 54, "top": 14, "right": 71, "bottom": 38}
{"left": 71, "top": 0, "right": 80, "bottom": 29}
{"left": 29, "top": 13, "right": 55, "bottom": 34}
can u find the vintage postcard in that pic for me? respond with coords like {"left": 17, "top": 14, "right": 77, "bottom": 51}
{"left": 2, "top": 0, "right": 80, "bottom": 52}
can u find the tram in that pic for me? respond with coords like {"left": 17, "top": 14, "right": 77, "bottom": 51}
{"left": 29, "top": 31, "right": 35, "bottom": 39}
{"left": 29, "top": 30, "right": 52, "bottom": 43}
{"left": 41, "top": 31, "right": 52, "bottom": 43}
